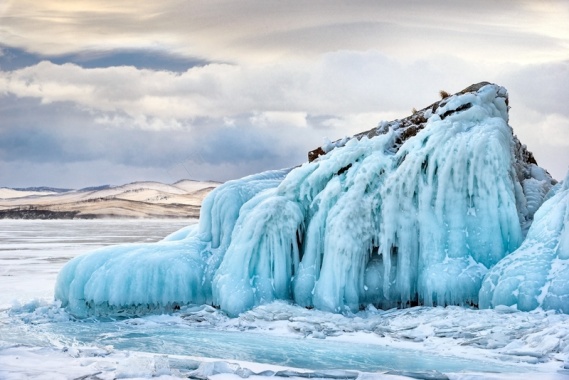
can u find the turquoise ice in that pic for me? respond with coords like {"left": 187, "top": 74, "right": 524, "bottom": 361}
{"left": 55, "top": 84, "right": 558, "bottom": 317}
{"left": 480, "top": 171, "right": 569, "bottom": 312}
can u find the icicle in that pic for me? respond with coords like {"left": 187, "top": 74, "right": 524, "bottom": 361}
{"left": 212, "top": 191, "right": 304, "bottom": 317}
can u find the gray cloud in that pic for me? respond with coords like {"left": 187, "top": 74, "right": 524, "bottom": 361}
{"left": 495, "top": 61, "right": 569, "bottom": 180}
{"left": 501, "top": 61, "right": 569, "bottom": 118}
{"left": 0, "top": 94, "right": 321, "bottom": 188}
{"left": 0, "top": 45, "right": 210, "bottom": 72}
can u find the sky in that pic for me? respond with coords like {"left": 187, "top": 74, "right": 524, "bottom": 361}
{"left": 0, "top": 1, "right": 568, "bottom": 188}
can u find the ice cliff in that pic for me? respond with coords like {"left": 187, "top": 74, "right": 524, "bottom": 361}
{"left": 55, "top": 83, "right": 562, "bottom": 317}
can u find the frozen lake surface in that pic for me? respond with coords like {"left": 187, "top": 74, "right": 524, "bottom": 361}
{"left": 4, "top": 304, "right": 521, "bottom": 374}
{"left": 1, "top": 219, "right": 569, "bottom": 379}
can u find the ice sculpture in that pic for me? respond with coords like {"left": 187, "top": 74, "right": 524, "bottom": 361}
{"left": 479, "top": 170, "right": 569, "bottom": 312}
{"left": 55, "top": 83, "right": 557, "bottom": 317}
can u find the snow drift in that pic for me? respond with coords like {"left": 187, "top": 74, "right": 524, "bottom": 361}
{"left": 55, "top": 83, "right": 561, "bottom": 317}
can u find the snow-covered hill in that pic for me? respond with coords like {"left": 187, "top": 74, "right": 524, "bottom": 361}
{"left": 0, "top": 179, "right": 220, "bottom": 219}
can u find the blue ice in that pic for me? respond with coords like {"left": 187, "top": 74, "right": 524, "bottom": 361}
{"left": 480, "top": 169, "right": 569, "bottom": 312}
{"left": 55, "top": 84, "right": 558, "bottom": 317}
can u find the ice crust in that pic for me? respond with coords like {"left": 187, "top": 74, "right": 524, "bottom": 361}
{"left": 55, "top": 84, "right": 557, "bottom": 317}
{"left": 480, "top": 169, "right": 569, "bottom": 312}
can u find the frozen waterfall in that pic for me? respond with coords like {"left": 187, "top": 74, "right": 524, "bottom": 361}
{"left": 55, "top": 83, "right": 558, "bottom": 317}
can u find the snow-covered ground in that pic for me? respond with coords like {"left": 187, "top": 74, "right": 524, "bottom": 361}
{"left": 1, "top": 220, "right": 569, "bottom": 379}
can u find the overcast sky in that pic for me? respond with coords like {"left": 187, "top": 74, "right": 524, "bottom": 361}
{"left": 1, "top": 1, "right": 568, "bottom": 188}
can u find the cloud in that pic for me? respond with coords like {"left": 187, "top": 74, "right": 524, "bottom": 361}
{"left": 501, "top": 61, "right": 569, "bottom": 118}
{"left": 493, "top": 60, "right": 569, "bottom": 179}
{"left": 1, "top": 1, "right": 568, "bottom": 187}
{"left": 516, "top": 126, "right": 569, "bottom": 181}
{"left": 507, "top": 105, "right": 569, "bottom": 181}
{"left": 0, "top": 159, "right": 180, "bottom": 189}
{"left": 0, "top": 94, "right": 322, "bottom": 188}
{"left": 2, "top": 52, "right": 568, "bottom": 182}
{"left": 1, "top": 1, "right": 568, "bottom": 64}
{"left": 0, "top": 51, "right": 488, "bottom": 124}
{"left": 0, "top": 45, "right": 209, "bottom": 72}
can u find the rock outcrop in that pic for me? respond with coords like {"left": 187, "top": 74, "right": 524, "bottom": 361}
{"left": 56, "top": 82, "right": 563, "bottom": 318}
{"left": 309, "top": 82, "right": 555, "bottom": 234}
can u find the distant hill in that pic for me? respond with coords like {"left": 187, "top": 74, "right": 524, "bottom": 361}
{"left": 12, "top": 186, "right": 73, "bottom": 193}
{"left": 78, "top": 185, "right": 112, "bottom": 192}
{"left": 0, "top": 180, "right": 220, "bottom": 219}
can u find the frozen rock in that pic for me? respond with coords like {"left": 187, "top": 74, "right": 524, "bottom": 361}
{"left": 55, "top": 83, "right": 558, "bottom": 318}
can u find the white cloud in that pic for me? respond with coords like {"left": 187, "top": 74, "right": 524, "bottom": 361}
{"left": 0, "top": 51, "right": 488, "bottom": 129}
{"left": 320, "top": 112, "right": 400, "bottom": 136}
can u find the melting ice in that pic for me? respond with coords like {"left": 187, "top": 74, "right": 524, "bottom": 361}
{"left": 55, "top": 83, "right": 560, "bottom": 317}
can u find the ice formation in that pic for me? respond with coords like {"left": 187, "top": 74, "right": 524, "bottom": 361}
{"left": 55, "top": 83, "right": 559, "bottom": 317}
{"left": 55, "top": 169, "right": 288, "bottom": 316}
{"left": 479, "top": 170, "right": 569, "bottom": 312}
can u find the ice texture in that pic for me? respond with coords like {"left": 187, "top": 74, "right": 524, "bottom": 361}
{"left": 480, "top": 169, "right": 569, "bottom": 312}
{"left": 55, "top": 84, "right": 557, "bottom": 317}
{"left": 55, "top": 170, "right": 289, "bottom": 317}
{"left": 55, "top": 239, "right": 211, "bottom": 316}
